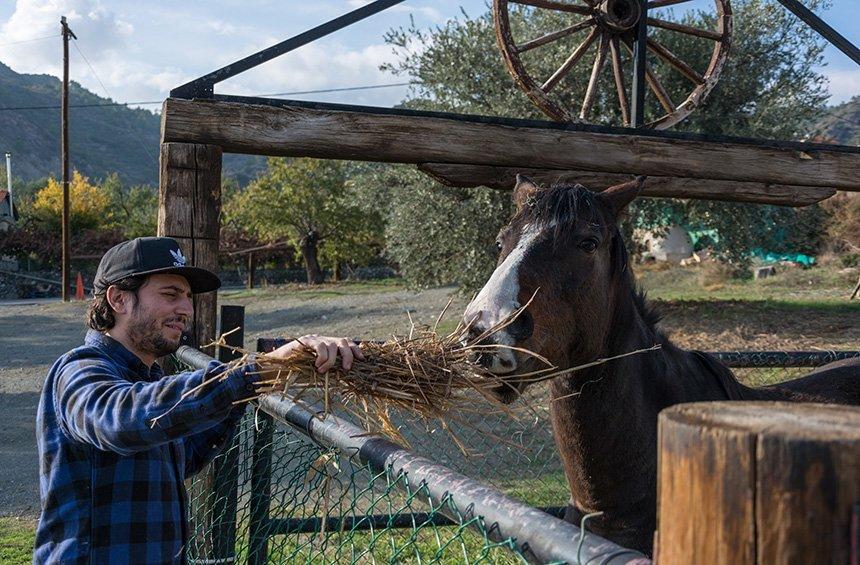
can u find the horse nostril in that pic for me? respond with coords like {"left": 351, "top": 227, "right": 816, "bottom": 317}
{"left": 466, "top": 323, "right": 488, "bottom": 344}
{"left": 507, "top": 310, "right": 534, "bottom": 341}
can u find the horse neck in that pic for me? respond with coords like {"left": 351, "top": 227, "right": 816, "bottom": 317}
{"left": 548, "top": 283, "right": 666, "bottom": 512}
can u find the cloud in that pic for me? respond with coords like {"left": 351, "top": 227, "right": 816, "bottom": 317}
{"left": 823, "top": 68, "right": 860, "bottom": 105}
{"left": 218, "top": 40, "right": 410, "bottom": 106}
{"left": 0, "top": 0, "right": 132, "bottom": 77}
{"left": 346, "top": 1, "right": 446, "bottom": 24}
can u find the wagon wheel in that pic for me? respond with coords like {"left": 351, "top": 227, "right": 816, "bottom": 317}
{"left": 493, "top": 0, "right": 732, "bottom": 129}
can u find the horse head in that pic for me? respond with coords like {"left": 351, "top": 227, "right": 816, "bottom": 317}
{"left": 463, "top": 174, "right": 645, "bottom": 403}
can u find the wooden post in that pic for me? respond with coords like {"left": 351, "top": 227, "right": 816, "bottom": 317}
{"left": 247, "top": 252, "right": 255, "bottom": 290}
{"left": 157, "top": 142, "right": 222, "bottom": 355}
{"left": 656, "top": 402, "right": 860, "bottom": 564}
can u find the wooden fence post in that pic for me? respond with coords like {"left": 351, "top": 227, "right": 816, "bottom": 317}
{"left": 157, "top": 142, "right": 222, "bottom": 355}
{"left": 656, "top": 402, "right": 860, "bottom": 564}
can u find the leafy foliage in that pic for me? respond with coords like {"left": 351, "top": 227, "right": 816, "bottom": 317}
{"left": 380, "top": 0, "right": 833, "bottom": 287}
{"left": 223, "top": 158, "right": 384, "bottom": 282}
{"left": 32, "top": 171, "right": 111, "bottom": 232}
{"left": 364, "top": 165, "right": 511, "bottom": 289}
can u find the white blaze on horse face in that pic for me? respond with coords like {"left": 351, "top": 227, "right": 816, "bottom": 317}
{"left": 464, "top": 223, "right": 541, "bottom": 373}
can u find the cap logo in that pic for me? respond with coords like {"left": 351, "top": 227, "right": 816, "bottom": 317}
{"left": 170, "top": 248, "right": 187, "bottom": 267}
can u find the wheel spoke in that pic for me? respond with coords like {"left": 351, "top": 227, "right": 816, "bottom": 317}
{"left": 580, "top": 33, "right": 609, "bottom": 119}
{"left": 609, "top": 36, "right": 630, "bottom": 126}
{"left": 509, "top": 0, "right": 594, "bottom": 16}
{"left": 541, "top": 28, "right": 599, "bottom": 93}
{"left": 517, "top": 17, "right": 595, "bottom": 53}
{"left": 647, "top": 0, "right": 693, "bottom": 9}
{"left": 647, "top": 38, "right": 704, "bottom": 84}
{"left": 646, "top": 17, "right": 723, "bottom": 41}
{"left": 622, "top": 38, "right": 676, "bottom": 113}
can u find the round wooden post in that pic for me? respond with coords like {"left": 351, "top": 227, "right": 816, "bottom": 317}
{"left": 656, "top": 402, "right": 860, "bottom": 564}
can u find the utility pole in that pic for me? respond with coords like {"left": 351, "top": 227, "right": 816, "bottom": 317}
{"left": 4, "top": 153, "right": 11, "bottom": 212}
{"left": 61, "top": 16, "right": 76, "bottom": 302}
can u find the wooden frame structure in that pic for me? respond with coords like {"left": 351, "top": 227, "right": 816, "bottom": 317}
{"left": 155, "top": 5, "right": 860, "bottom": 563}
{"left": 157, "top": 94, "right": 860, "bottom": 352}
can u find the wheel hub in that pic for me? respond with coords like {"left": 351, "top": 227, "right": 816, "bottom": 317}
{"left": 599, "top": 0, "right": 642, "bottom": 32}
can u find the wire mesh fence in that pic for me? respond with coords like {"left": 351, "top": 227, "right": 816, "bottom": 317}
{"left": 176, "top": 342, "right": 857, "bottom": 565}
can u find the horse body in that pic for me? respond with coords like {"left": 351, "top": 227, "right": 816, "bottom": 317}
{"left": 463, "top": 175, "right": 859, "bottom": 555}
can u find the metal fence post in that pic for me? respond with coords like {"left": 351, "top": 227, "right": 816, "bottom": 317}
{"left": 210, "top": 305, "right": 245, "bottom": 561}
{"left": 248, "top": 412, "right": 274, "bottom": 565}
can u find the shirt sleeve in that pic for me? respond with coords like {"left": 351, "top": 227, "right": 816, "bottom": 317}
{"left": 182, "top": 404, "right": 247, "bottom": 478}
{"left": 54, "top": 356, "right": 256, "bottom": 456}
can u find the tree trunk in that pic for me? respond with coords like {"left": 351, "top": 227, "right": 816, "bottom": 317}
{"left": 300, "top": 231, "right": 324, "bottom": 285}
{"left": 246, "top": 252, "right": 256, "bottom": 289}
{"left": 332, "top": 260, "right": 340, "bottom": 283}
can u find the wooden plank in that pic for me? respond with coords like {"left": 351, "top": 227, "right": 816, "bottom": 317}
{"left": 161, "top": 98, "right": 860, "bottom": 190}
{"left": 194, "top": 144, "right": 222, "bottom": 240}
{"left": 417, "top": 163, "right": 835, "bottom": 207}
{"left": 658, "top": 402, "right": 860, "bottom": 564}
{"left": 157, "top": 143, "right": 195, "bottom": 238}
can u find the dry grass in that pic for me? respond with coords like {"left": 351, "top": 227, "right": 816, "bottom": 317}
{"left": 151, "top": 298, "right": 662, "bottom": 450}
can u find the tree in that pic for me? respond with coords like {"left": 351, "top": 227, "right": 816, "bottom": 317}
{"left": 380, "top": 0, "right": 831, "bottom": 286}
{"left": 224, "top": 158, "right": 383, "bottom": 284}
{"left": 100, "top": 173, "right": 158, "bottom": 239}
{"left": 32, "top": 171, "right": 111, "bottom": 232}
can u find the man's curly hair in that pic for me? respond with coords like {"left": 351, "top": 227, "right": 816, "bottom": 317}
{"left": 86, "top": 276, "right": 148, "bottom": 331}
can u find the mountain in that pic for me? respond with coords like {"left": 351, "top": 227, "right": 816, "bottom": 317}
{"left": 0, "top": 61, "right": 265, "bottom": 186}
{"left": 812, "top": 96, "right": 860, "bottom": 146}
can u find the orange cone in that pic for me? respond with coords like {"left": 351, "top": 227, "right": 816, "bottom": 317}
{"left": 75, "top": 272, "right": 84, "bottom": 301}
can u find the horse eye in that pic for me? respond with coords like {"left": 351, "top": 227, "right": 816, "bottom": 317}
{"left": 580, "top": 238, "right": 599, "bottom": 253}
{"left": 495, "top": 240, "right": 503, "bottom": 251}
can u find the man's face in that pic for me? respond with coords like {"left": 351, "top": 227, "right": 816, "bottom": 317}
{"left": 126, "top": 274, "right": 193, "bottom": 358}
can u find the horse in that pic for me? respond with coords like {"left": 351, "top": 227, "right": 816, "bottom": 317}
{"left": 462, "top": 175, "right": 860, "bottom": 555}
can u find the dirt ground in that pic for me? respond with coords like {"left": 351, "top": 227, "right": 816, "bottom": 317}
{"left": 1, "top": 280, "right": 857, "bottom": 518}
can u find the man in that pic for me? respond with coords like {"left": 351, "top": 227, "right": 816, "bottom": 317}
{"left": 34, "top": 236, "right": 362, "bottom": 564}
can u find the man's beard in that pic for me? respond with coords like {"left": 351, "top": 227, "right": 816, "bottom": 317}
{"left": 127, "top": 307, "right": 184, "bottom": 359}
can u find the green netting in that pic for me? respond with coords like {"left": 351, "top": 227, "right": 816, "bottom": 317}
{"left": 177, "top": 353, "right": 853, "bottom": 565}
{"left": 185, "top": 407, "right": 528, "bottom": 564}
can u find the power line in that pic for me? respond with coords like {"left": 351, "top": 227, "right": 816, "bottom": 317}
{"left": 0, "top": 82, "right": 415, "bottom": 112}
{"left": 71, "top": 39, "right": 157, "bottom": 164}
{"left": 0, "top": 34, "right": 59, "bottom": 47}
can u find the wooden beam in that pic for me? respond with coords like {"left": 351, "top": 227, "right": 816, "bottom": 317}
{"left": 161, "top": 98, "right": 860, "bottom": 191}
{"left": 417, "top": 163, "right": 835, "bottom": 207}
{"left": 157, "top": 142, "right": 222, "bottom": 354}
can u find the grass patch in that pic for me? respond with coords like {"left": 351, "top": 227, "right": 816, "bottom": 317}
{"left": 220, "top": 278, "right": 405, "bottom": 301}
{"left": 637, "top": 263, "right": 858, "bottom": 306}
{"left": 0, "top": 517, "right": 35, "bottom": 565}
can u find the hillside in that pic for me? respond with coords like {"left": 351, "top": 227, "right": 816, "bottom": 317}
{"left": 0, "top": 62, "right": 264, "bottom": 186}
{"left": 813, "top": 96, "right": 860, "bottom": 146}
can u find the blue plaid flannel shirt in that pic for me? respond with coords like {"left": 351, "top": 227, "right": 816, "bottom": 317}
{"left": 34, "top": 330, "right": 256, "bottom": 564}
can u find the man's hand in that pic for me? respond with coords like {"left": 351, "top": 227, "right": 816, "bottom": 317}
{"left": 266, "top": 335, "right": 365, "bottom": 373}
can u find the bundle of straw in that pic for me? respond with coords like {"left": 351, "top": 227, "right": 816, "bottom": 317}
{"left": 152, "top": 298, "right": 660, "bottom": 449}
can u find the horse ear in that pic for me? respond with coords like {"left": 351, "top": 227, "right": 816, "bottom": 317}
{"left": 601, "top": 176, "right": 646, "bottom": 215}
{"left": 513, "top": 174, "right": 541, "bottom": 211}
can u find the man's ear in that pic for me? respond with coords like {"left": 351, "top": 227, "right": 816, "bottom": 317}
{"left": 513, "top": 174, "right": 541, "bottom": 211}
{"left": 600, "top": 176, "right": 646, "bottom": 216}
{"left": 105, "top": 286, "right": 132, "bottom": 316}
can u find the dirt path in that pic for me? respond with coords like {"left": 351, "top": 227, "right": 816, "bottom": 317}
{"left": 0, "top": 286, "right": 465, "bottom": 517}
{"left": 1, "top": 283, "right": 856, "bottom": 518}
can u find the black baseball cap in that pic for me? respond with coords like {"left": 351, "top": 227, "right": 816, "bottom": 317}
{"left": 93, "top": 237, "right": 221, "bottom": 295}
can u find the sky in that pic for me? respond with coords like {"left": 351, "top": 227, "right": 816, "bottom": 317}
{"left": 0, "top": 0, "right": 857, "bottom": 115}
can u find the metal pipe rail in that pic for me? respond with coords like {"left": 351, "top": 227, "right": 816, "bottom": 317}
{"left": 175, "top": 346, "right": 649, "bottom": 564}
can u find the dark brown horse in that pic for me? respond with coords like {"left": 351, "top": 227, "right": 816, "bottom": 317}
{"left": 463, "top": 175, "right": 859, "bottom": 555}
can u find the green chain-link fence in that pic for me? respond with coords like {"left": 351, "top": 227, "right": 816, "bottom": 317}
{"left": 174, "top": 326, "right": 857, "bottom": 565}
